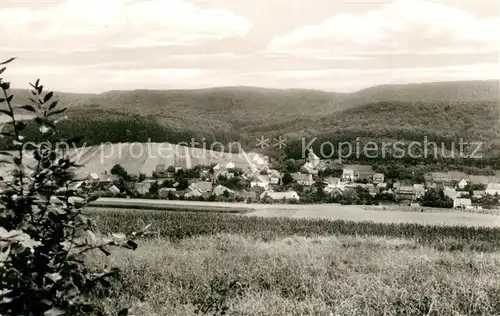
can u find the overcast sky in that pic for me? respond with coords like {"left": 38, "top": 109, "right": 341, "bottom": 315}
{"left": 0, "top": 0, "right": 499, "bottom": 93}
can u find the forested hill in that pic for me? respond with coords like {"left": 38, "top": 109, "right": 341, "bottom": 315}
{"left": 1, "top": 80, "right": 498, "bottom": 162}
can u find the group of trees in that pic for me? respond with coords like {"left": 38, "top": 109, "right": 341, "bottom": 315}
{"left": 420, "top": 189, "right": 454, "bottom": 208}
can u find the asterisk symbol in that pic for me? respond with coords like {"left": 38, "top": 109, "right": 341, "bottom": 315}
{"left": 274, "top": 136, "right": 287, "bottom": 149}
{"left": 255, "top": 136, "right": 270, "bottom": 149}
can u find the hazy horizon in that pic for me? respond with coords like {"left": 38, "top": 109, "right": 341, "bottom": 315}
{"left": 1, "top": 0, "right": 499, "bottom": 93}
{"left": 7, "top": 79, "right": 500, "bottom": 95}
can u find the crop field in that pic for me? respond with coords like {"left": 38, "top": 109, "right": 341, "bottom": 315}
{"left": 86, "top": 208, "right": 500, "bottom": 315}
{"left": 88, "top": 198, "right": 500, "bottom": 228}
{"left": 246, "top": 204, "right": 500, "bottom": 228}
{"left": 0, "top": 142, "right": 268, "bottom": 177}
{"left": 87, "top": 208, "right": 500, "bottom": 252}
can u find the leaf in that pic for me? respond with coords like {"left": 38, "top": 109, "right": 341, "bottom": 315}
{"left": 0, "top": 98, "right": 4, "bottom": 103}
{"left": 112, "top": 233, "right": 126, "bottom": 240}
{"left": 35, "top": 78, "right": 40, "bottom": 88}
{"left": 15, "top": 121, "right": 26, "bottom": 131}
{"left": 44, "top": 307, "right": 66, "bottom": 316}
{"left": 6, "top": 95, "right": 13, "bottom": 103}
{"left": 87, "top": 193, "right": 100, "bottom": 203}
{"left": 86, "top": 230, "right": 97, "bottom": 245}
{"left": 0, "top": 67, "right": 6, "bottom": 76}
{"left": 37, "top": 85, "right": 43, "bottom": 94}
{"left": 18, "top": 105, "right": 36, "bottom": 112}
{"left": 0, "top": 82, "right": 10, "bottom": 90}
{"left": 48, "top": 100, "right": 58, "bottom": 111}
{"left": 12, "top": 140, "right": 23, "bottom": 148}
{"left": 0, "top": 151, "right": 12, "bottom": 156}
{"left": 43, "top": 120, "right": 56, "bottom": 129}
{"left": 46, "top": 272, "right": 62, "bottom": 283}
{"left": 125, "top": 240, "right": 138, "bottom": 250}
{"left": 43, "top": 91, "right": 53, "bottom": 103}
{"left": 0, "top": 109, "right": 13, "bottom": 117}
{"left": 0, "top": 57, "right": 15, "bottom": 66}
{"left": 118, "top": 308, "right": 129, "bottom": 316}
{"left": 99, "top": 246, "right": 111, "bottom": 256}
{"left": 48, "top": 108, "right": 67, "bottom": 117}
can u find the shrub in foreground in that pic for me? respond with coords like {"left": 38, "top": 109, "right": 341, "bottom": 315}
{"left": 0, "top": 58, "right": 150, "bottom": 316}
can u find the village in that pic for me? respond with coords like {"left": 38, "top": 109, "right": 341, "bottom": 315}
{"left": 61, "top": 148, "right": 500, "bottom": 211}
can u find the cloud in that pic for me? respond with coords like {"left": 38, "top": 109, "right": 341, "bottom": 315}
{"left": 265, "top": 0, "right": 500, "bottom": 57}
{"left": 4, "top": 61, "right": 218, "bottom": 92}
{"left": 0, "top": 0, "right": 252, "bottom": 52}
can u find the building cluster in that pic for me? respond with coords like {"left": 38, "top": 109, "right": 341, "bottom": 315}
{"left": 18, "top": 148, "right": 499, "bottom": 209}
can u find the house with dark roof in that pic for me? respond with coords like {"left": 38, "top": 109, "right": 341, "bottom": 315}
{"left": 342, "top": 164, "right": 374, "bottom": 182}
{"left": 396, "top": 185, "right": 416, "bottom": 202}
{"left": 428, "top": 172, "right": 454, "bottom": 187}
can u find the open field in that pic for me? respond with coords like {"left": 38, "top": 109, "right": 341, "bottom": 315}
{"left": 0, "top": 143, "right": 267, "bottom": 177}
{"left": 86, "top": 209, "right": 500, "bottom": 315}
{"left": 88, "top": 198, "right": 500, "bottom": 227}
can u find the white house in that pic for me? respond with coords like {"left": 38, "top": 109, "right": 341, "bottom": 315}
{"left": 413, "top": 184, "right": 425, "bottom": 199}
{"left": 485, "top": 183, "right": 500, "bottom": 196}
{"left": 443, "top": 188, "right": 458, "bottom": 200}
{"left": 213, "top": 185, "right": 235, "bottom": 196}
{"left": 301, "top": 162, "right": 318, "bottom": 175}
{"left": 185, "top": 188, "right": 203, "bottom": 198}
{"left": 226, "top": 161, "right": 235, "bottom": 169}
{"left": 291, "top": 173, "right": 314, "bottom": 186}
{"left": 453, "top": 198, "right": 472, "bottom": 209}
{"left": 457, "top": 178, "right": 469, "bottom": 189}
{"left": 372, "top": 173, "right": 385, "bottom": 184}
{"left": 213, "top": 163, "right": 222, "bottom": 172}
{"left": 188, "top": 181, "right": 213, "bottom": 193}
{"left": 250, "top": 175, "right": 270, "bottom": 189}
{"left": 307, "top": 150, "right": 321, "bottom": 168}
{"left": 260, "top": 191, "right": 299, "bottom": 201}
{"left": 342, "top": 169, "right": 355, "bottom": 182}
{"left": 108, "top": 185, "right": 121, "bottom": 195}
{"left": 323, "top": 177, "right": 342, "bottom": 193}
{"left": 135, "top": 181, "right": 154, "bottom": 195}
{"left": 473, "top": 190, "right": 486, "bottom": 199}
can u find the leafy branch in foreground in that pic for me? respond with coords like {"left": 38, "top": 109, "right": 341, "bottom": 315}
{"left": 0, "top": 58, "right": 151, "bottom": 316}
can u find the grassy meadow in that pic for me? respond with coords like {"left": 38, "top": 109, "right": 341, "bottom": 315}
{"left": 86, "top": 208, "right": 500, "bottom": 315}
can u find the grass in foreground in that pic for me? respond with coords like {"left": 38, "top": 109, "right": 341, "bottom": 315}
{"left": 91, "top": 234, "right": 500, "bottom": 316}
